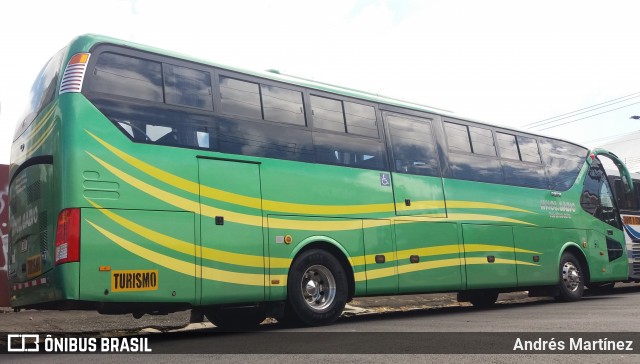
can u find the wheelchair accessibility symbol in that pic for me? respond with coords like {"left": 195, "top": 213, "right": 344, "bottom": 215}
{"left": 380, "top": 173, "right": 390, "bottom": 187}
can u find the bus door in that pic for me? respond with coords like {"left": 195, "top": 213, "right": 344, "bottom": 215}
{"left": 197, "top": 158, "right": 265, "bottom": 305}
{"left": 581, "top": 157, "right": 627, "bottom": 280}
{"left": 384, "top": 112, "right": 446, "bottom": 217}
{"left": 609, "top": 174, "right": 640, "bottom": 280}
{"left": 385, "top": 112, "right": 462, "bottom": 293}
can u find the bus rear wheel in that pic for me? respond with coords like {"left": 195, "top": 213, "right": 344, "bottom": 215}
{"left": 556, "top": 252, "right": 584, "bottom": 302}
{"left": 284, "top": 249, "right": 348, "bottom": 326}
{"left": 468, "top": 291, "right": 499, "bottom": 308}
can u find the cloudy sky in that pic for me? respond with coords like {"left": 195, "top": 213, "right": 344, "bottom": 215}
{"left": 2, "top": 0, "right": 640, "bottom": 169}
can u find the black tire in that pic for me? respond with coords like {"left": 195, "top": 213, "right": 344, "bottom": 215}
{"left": 556, "top": 252, "right": 584, "bottom": 302}
{"left": 468, "top": 291, "right": 499, "bottom": 308}
{"left": 205, "top": 306, "right": 266, "bottom": 331}
{"left": 284, "top": 249, "right": 348, "bottom": 326}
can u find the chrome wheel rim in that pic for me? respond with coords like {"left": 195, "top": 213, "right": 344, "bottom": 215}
{"left": 300, "top": 265, "right": 336, "bottom": 312}
{"left": 562, "top": 261, "right": 581, "bottom": 292}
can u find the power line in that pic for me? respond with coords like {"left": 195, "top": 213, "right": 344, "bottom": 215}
{"left": 522, "top": 91, "right": 640, "bottom": 128}
{"left": 536, "top": 101, "right": 640, "bottom": 131}
{"left": 580, "top": 130, "right": 640, "bottom": 144}
{"left": 525, "top": 94, "right": 640, "bottom": 130}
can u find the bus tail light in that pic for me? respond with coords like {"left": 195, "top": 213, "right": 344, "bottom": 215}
{"left": 59, "top": 52, "right": 91, "bottom": 94}
{"left": 55, "top": 209, "right": 81, "bottom": 265}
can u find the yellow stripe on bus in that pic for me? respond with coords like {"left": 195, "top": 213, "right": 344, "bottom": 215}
{"left": 85, "top": 131, "right": 534, "bottom": 216}
{"left": 87, "top": 220, "right": 287, "bottom": 286}
{"left": 356, "top": 256, "right": 540, "bottom": 281}
{"left": 87, "top": 152, "right": 393, "bottom": 231}
{"left": 86, "top": 199, "right": 292, "bottom": 269}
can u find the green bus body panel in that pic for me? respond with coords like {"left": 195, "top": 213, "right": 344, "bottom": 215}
{"left": 513, "top": 227, "right": 562, "bottom": 286}
{"left": 462, "top": 224, "right": 517, "bottom": 289}
{"left": 198, "top": 158, "right": 265, "bottom": 305}
{"left": 392, "top": 174, "right": 446, "bottom": 217}
{"left": 396, "top": 221, "right": 462, "bottom": 293}
{"left": 80, "top": 209, "right": 196, "bottom": 304}
{"left": 7, "top": 34, "right": 632, "bottom": 311}
{"left": 11, "top": 264, "right": 80, "bottom": 307}
{"left": 363, "top": 221, "right": 397, "bottom": 295}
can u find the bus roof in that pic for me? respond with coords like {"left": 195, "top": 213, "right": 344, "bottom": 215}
{"left": 69, "top": 34, "right": 586, "bottom": 150}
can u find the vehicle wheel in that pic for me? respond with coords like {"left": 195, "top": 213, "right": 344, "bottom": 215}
{"left": 468, "top": 291, "right": 499, "bottom": 308}
{"left": 587, "top": 282, "right": 615, "bottom": 293}
{"left": 556, "top": 252, "right": 584, "bottom": 302}
{"left": 205, "top": 306, "right": 266, "bottom": 331}
{"left": 284, "top": 249, "right": 348, "bottom": 326}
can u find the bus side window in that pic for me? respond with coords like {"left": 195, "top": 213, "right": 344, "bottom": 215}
{"left": 386, "top": 114, "right": 440, "bottom": 177}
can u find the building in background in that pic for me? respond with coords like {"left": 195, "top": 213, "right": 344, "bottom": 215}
{"left": 0, "top": 164, "right": 9, "bottom": 306}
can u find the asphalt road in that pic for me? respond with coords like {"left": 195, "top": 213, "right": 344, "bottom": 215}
{"left": 4, "top": 286, "right": 640, "bottom": 363}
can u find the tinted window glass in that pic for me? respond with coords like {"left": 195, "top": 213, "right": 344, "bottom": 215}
{"left": 612, "top": 178, "right": 640, "bottom": 210}
{"left": 497, "top": 132, "right": 519, "bottom": 160}
{"left": 218, "top": 115, "right": 314, "bottom": 162}
{"left": 163, "top": 64, "right": 213, "bottom": 110}
{"left": 468, "top": 126, "right": 495, "bottom": 156}
{"left": 91, "top": 98, "right": 212, "bottom": 149}
{"left": 502, "top": 160, "right": 548, "bottom": 188}
{"left": 219, "top": 76, "right": 261, "bottom": 119}
{"left": 387, "top": 114, "right": 440, "bottom": 176}
{"left": 517, "top": 135, "right": 541, "bottom": 163}
{"left": 311, "top": 95, "right": 345, "bottom": 132}
{"left": 540, "top": 138, "right": 587, "bottom": 191}
{"left": 448, "top": 152, "right": 504, "bottom": 184}
{"left": 314, "top": 132, "right": 386, "bottom": 170}
{"left": 444, "top": 122, "right": 471, "bottom": 153}
{"left": 92, "top": 53, "right": 163, "bottom": 102}
{"left": 581, "top": 159, "right": 620, "bottom": 228}
{"left": 260, "top": 84, "right": 305, "bottom": 126}
{"left": 345, "top": 102, "right": 378, "bottom": 138}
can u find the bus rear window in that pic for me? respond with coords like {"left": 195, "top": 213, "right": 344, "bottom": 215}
{"left": 91, "top": 52, "right": 163, "bottom": 102}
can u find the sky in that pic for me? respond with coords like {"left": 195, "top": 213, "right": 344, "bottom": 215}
{"left": 2, "top": 0, "right": 640, "bottom": 169}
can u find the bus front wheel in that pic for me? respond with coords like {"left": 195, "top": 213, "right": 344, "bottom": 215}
{"left": 284, "top": 249, "right": 348, "bottom": 326}
{"left": 556, "top": 252, "right": 584, "bottom": 302}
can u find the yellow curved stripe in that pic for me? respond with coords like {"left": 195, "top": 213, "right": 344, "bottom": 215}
{"left": 398, "top": 258, "right": 463, "bottom": 275}
{"left": 446, "top": 213, "right": 535, "bottom": 226}
{"left": 85, "top": 131, "right": 534, "bottom": 216}
{"left": 356, "top": 256, "right": 540, "bottom": 282}
{"left": 27, "top": 121, "right": 55, "bottom": 155}
{"left": 355, "top": 243, "right": 540, "bottom": 267}
{"left": 447, "top": 201, "right": 533, "bottom": 214}
{"left": 13, "top": 107, "right": 57, "bottom": 164}
{"left": 87, "top": 220, "right": 287, "bottom": 286}
{"left": 354, "top": 257, "right": 465, "bottom": 281}
{"left": 463, "top": 244, "right": 541, "bottom": 254}
{"left": 465, "top": 257, "right": 539, "bottom": 266}
{"left": 87, "top": 152, "right": 393, "bottom": 231}
{"left": 29, "top": 104, "right": 56, "bottom": 137}
{"left": 368, "top": 245, "right": 460, "bottom": 265}
{"left": 395, "top": 200, "right": 446, "bottom": 211}
{"left": 87, "top": 130, "right": 393, "bottom": 214}
{"left": 86, "top": 199, "right": 292, "bottom": 268}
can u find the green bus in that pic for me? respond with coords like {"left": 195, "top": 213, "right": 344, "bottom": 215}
{"left": 8, "top": 34, "right": 634, "bottom": 328}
